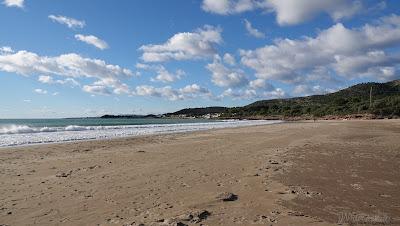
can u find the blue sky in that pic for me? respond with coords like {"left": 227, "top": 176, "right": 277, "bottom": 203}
{"left": 0, "top": 0, "right": 399, "bottom": 118}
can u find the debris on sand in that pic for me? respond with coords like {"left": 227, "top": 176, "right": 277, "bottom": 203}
{"left": 269, "top": 160, "right": 279, "bottom": 165}
{"left": 55, "top": 170, "right": 73, "bottom": 178}
{"left": 217, "top": 192, "right": 238, "bottom": 201}
{"left": 169, "top": 210, "right": 211, "bottom": 225}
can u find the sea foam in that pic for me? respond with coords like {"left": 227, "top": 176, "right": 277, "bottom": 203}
{"left": 0, "top": 120, "right": 281, "bottom": 147}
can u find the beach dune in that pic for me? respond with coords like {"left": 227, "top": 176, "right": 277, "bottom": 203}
{"left": 0, "top": 120, "right": 399, "bottom": 225}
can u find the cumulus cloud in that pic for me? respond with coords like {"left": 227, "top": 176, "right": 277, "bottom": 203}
{"left": 180, "top": 84, "right": 212, "bottom": 98}
{"left": 0, "top": 46, "right": 13, "bottom": 54}
{"left": 138, "top": 64, "right": 185, "bottom": 83}
{"left": 249, "top": 78, "right": 268, "bottom": 89}
{"left": 135, "top": 63, "right": 152, "bottom": 70}
{"left": 48, "top": 15, "right": 85, "bottom": 29}
{"left": 91, "top": 77, "right": 131, "bottom": 95}
{"left": 201, "top": 0, "right": 260, "bottom": 15}
{"left": 202, "top": 0, "right": 363, "bottom": 25}
{"left": 293, "top": 84, "right": 335, "bottom": 96}
{"left": 0, "top": 47, "right": 133, "bottom": 95}
{"left": 152, "top": 68, "right": 185, "bottom": 83}
{"left": 134, "top": 84, "right": 211, "bottom": 101}
{"left": 223, "top": 53, "right": 236, "bottom": 66}
{"left": 240, "top": 15, "right": 400, "bottom": 85}
{"left": 2, "top": 0, "right": 24, "bottom": 8}
{"left": 139, "top": 25, "right": 222, "bottom": 62}
{"left": 263, "top": 87, "right": 286, "bottom": 99}
{"left": 0, "top": 50, "right": 133, "bottom": 78}
{"left": 220, "top": 87, "right": 285, "bottom": 100}
{"left": 206, "top": 55, "right": 248, "bottom": 88}
{"left": 244, "top": 19, "right": 265, "bottom": 38}
{"left": 38, "top": 75, "right": 56, "bottom": 84}
{"left": 38, "top": 75, "right": 80, "bottom": 87}
{"left": 180, "top": 84, "right": 209, "bottom": 94}
{"left": 75, "top": 34, "right": 109, "bottom": 50}
{"left": 334, "top": 51, "right": 400, "bottom": 79}
{"left": 34, "top": 88, "right": 47, "bottom": 94}
{"left": 82, "top": 85, "right": 112, "bottom": 96}
{"left": 220, "top": 88, "right": 257, "bottom": 99}
{"left": 266, "top": 0, "right": 362, "bottom": 25}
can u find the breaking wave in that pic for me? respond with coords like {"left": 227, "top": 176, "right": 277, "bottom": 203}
{"left": 0, "top": 120, "right": 281, "bottom": 147}
{"left": 0, "top": 124, "right": 97, "bottom": 134}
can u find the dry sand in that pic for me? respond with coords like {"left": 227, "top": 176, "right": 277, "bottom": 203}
{"left": 0, "top": 120, "right": 399, "bottom": 226}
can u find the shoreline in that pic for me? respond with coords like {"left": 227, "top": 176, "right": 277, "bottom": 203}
{"left": 0, "top": 121, "right": 287, "bottom": 150}
{"left": 1, "top": 118, "right": 396, "bottom": 148}
{"left": 0, "top": 120, "right": 282, "bottom": 148}
{"left": 1, "top": 120, "right": 399, "bottom": 225}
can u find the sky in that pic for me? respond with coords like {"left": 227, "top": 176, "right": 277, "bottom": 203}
{"left": 0, "top": 0, "right": 399, "bottom": 118}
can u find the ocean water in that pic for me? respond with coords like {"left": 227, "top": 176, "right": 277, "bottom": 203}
{"left": 0, "top": 118, "right": 281, "bottom": 147}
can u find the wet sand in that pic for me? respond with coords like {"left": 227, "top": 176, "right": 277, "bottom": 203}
{"left": 0, "top": 120, "right": 399, "bottom": 225}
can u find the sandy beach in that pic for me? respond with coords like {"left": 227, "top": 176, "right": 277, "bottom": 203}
{"left": 0, "top": 120, "right": 399, "bottom": 226}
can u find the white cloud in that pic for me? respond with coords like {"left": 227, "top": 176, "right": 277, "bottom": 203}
{"left": 75, "top": 34, "right": 109, "bottom": 50}
{"left": 223, "top": 53, "right": 236, "bottom": 66}
{"left": 220, "top": 88, "right": 257, "bottom": 99}
{"left": 135, "top": 85, "right": 159, "bottom": 96}
{"left": 202, "top": 0, "right": 363, "bottom": 25}
{"left": 52, "top": 92, "right": 59, "bottom": 96}
{"left": 240, "top": 15, "right": 400, "bottom": 84}
{"left": 334, "top": 51, "right": 400, "bottom": 80}
{"left": 135, "top": 85, "right": 181, "bottom": 100}
{"left": 0, "top": 46, "right": 13, "bottom": 54}
{"left": 220, "top": 87, "right": 286, "bottom": 100}
{"left": 249, "top": 78, "right": 267, "bottom": 89}
{"left": 48, "top": 15, "right": 85, "bottom": 29}
{"left": 91, "top": 77, "right": 131, "bottom": 95}
{"left": 2, "top": 0, "right": 24, "bottom": 8}
{"left": 0, "top": 50, "right": 133, "bottom": 78}
{"left": 303, "top": 67, "right": 343, "bottom": 87}
{"left": 206, "top": 55, "right": 248, "bottom": 88}
{"left": 134, "top": 84, "right": 211, "bottom": 101}
{"left": 0, "top": 47, "right": 133, "bottom": 95}
{"left": 34, "top": 89, "right": 47, "bottom": 94}
{"left": 201, "top": 0, "right": 230, "bottom": 15}
{"left": 136, "top": 63, "right": 152, "bottom": 70}
{"left": 38, "top": 75, "right": 80, "bottom": 87}
{"left": 266, "top": 0, "right": 362, "bottom": 25}
{"left": 180, "top": 84, "right": 211, "bottom": 97}
{"left": 263, "top": 88, "right": 286, "bottom": 99}
{"left": 82, "top": 85, "right": 112, "bottom": 96}
{"left": 139, "top": 25, "right": 222, "bottom": 62}
{"left": 151, "top": 67, "right": 185, "bottom": 83}
{"left": 293, "top": 84, "right": 335, "bottom": 96}
{"left": 38, "top": 75, "right": 54, "bottom": 83}
{"left": 202, "top": 0, "right": 259, "bottom": 15}
{"left": 244, "top": 19, "right": 265, "bottom": 38}
{"left": 137, "top": 63, "right": 185, "bottom": 83}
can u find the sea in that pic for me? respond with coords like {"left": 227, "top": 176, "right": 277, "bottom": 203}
{"left": 0, "top": 118, "right": 281, "bottom": 147}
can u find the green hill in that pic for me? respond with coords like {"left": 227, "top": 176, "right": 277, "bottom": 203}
{"left": 222, "top": 79, "right": 400, "bottom": 119}
{"left": 165, "top": 80, "right": 400, "bottom": 120}
{"left": 166, "top": 107, "right": 228, "bottom": 117}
